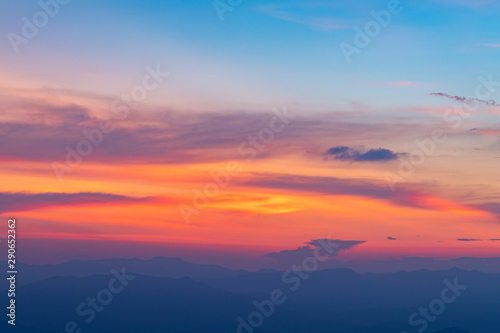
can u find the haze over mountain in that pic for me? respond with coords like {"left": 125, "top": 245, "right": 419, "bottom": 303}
{"left": 1, "top": 258, "right": 497, "bottom": 333}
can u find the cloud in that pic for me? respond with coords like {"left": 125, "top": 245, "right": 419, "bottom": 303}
{"left": 373, "top": 81, "right": 416, "bottom": 86}
{"left": 471, "top": 202, "right": 500, "bottom": 218}
{"left": 323, "top": 146, "right": 401, "bottom": 162}
{"left": 482, "top": 43, "right": 500, "bottom": 48}
{"left": 455, "top": 238, "right": 500, "bottom": 242}
{"left": 257, "top": 4, "right": 350, "bottom": 31}
{"left": 0, "top": 192, "right": 153, "bottom": 213}
{"left": 0, "top": 90, "right": 433, "bottom": 169}
{"left": 265, "top": 239, "right": 365, "bottom": 269}
{"left": 387, "top": 237, "right": 397, "bottom": 240}
{"left": 241, "top": 173, "right": 492, "bottom": 216}
{"left": 470, "top": 128, "right": 500, "bottom": 136}
{"left": 429, "top": 92, "right": 499, "bottom": 107}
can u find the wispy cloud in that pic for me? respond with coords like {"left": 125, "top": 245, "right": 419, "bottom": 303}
{"left": 0, "top": 192, "right": 154, "bottom": 213}
{"left": 429, "top": 92, "right": 499, "bottom": 106}
{"left": 482, "top": 43, "right": 500, "bottom": 48}
{"left": 470, "top": 128, "right": 500, "bottom": 136}
{"left": 257, "top": 4, "right": 350, "bottom": 31}
{"left": 373, "top": 81, "right": 417, "bottom": 86}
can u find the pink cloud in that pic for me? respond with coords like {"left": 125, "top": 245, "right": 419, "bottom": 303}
{"left": 370, "top": 81, "right": 417, "bottom": 86}
{"left": 482, "top": 43, "right": 500, "bottom": 48}
{"left": 470, "top": 128, "right": 500, "bottom": 136}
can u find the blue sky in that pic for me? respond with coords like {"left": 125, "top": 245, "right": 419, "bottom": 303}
{"left": 2, "top": 0, "right": 500, "bottom": 112}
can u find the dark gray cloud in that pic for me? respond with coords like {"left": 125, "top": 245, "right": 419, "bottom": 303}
{"left": 387, "top": 237, "right": 397, "bottom": 240}
{"left": 0, "top": 192, "right": 153, "bottom": 213}
{"left": 456, "top": 238, "right": 500, "bottom": 242}
{"left": 324, "top": 146, "right": 400, "bottom": 162}
{"left": 265, "top": 239, "right": 365, "bottom": 269}
{"left": 429, "top": 92, "right": 499, "bottom": 106}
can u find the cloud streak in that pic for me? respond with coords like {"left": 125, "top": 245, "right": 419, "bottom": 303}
{"left": 0, "top": 192, "right": 153, "bottom": 213}
{"left": 241, "top": 173, "right": 499, "bottom": 218}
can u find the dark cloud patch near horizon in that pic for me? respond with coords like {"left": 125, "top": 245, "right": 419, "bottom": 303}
{"left": 0, "top": 192, "right": 153, "bottom": 214}
{"left": 387, "top": 237, "right": 397, "bottom": 240}
{"left": 324, "top": 146, "right": 401, "bottom": 162}
{"left": 456, "top": 238, "right": 500, "bottom": 242}
{"left": 265, "top": 239, "right": 365, "bottom": 269}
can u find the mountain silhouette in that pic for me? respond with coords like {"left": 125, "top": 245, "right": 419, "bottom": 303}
{"left": 1, "top": 259, "right": 497, "bottom": 332}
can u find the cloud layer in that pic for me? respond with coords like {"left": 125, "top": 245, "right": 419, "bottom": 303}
{"left": 0, "top": 192, "right": 152, "bottom": 213}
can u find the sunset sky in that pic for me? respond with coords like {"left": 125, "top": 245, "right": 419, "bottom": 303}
{"left": 1, "top": 0, "right": 500, "bottom": 269}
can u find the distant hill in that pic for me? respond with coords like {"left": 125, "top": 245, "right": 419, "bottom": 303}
{"left": 1, "top": 264, "right": 496, "bottom": 332}
{"left": 0, "top": 257, "right": 249, "bottom": 286}
{"left": 432, "top": 329, "right": 473, "bottom": 333}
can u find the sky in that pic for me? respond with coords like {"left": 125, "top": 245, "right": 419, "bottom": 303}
{"left": 1, "top": 0, "right": 500, "bottom": 269}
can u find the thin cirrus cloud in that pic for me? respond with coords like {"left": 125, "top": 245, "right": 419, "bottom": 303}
{"left": 0, "top": 192, "right": 154, "bottom": 214}
{"left": 372, "top": 81, "right": 416, "bottom": 86}
{"left": 323, "top": 146, "right": 401, "bottom": 162}
{"left": 256, "top": 4, "right": 350, "bottom": 30}
{"left": 470, "top": 128, "right": 500, "bottom": 136}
